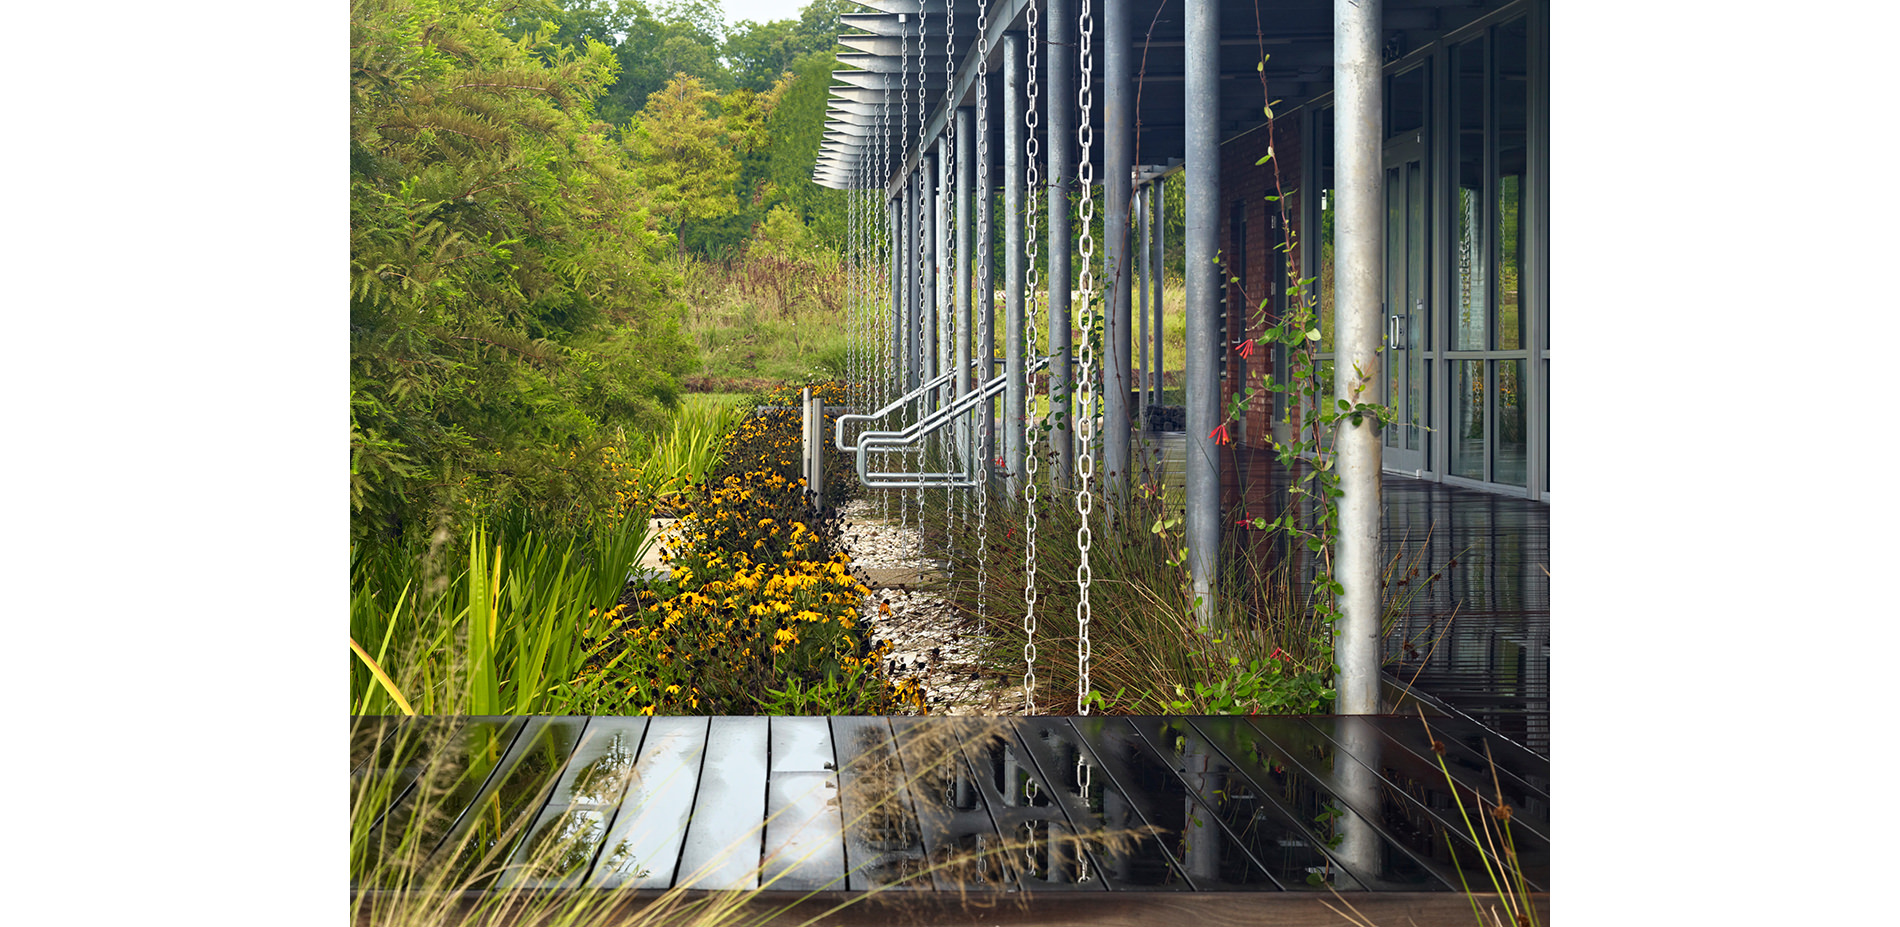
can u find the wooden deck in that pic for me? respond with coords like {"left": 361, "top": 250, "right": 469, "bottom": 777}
{"left": 352, "top": 713, "right": 1548, "bottom": 925}
{"left": 1139, "top": 434, "right": 1551, "bottom": 758}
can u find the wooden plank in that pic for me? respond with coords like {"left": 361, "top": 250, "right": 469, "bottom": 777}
{"left": 1007, "top": 718, "right": 1189, "bottom": 891}
{"left": 762, "top": 716, "right": 848, "bottom": 891}
{"left": 368, "top": 717, "right": 525, "bottom": 870}
{"left": 427, "top": 717, "right": 590, "bottom": 887}
{"left": 353, "top": 716, "right": 470, "bottom": 834}
{"left": 1065, "top": 717, "right": 1283, "bottom": 891}
{"left": 402, "top": 889, "right": 1550, "bottom": 927}
{"left": 499, "top": 717, "right": 647, "bottom": 889}
{"left": 951, "top": 719, "right": 1107, "bottom": 893}
{"left": 887, "top": 717, "right": 1009, "bottom": 892}
{"left": 350, "top": 716, "right": 403, "bottom": 775}
{"left": 1337, "top": 715, "right": 1549, "bottom": 833}
{"left": 1180, "top": 716, "right": 1454, "bottom": 892}
{"left": 586, "top": 716, "right": 710, "bottom": 889}
{"left": 830, "top": 716, "right": 932, "bottom": 891}
{"left": 676, "top": 717, "right": 770, "bottom": 891}
{"left": 1255, "top": 717, "right": 1547, "bottom": 892}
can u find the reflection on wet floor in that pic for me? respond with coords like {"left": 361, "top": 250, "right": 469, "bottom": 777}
{"left": 352, "top": 713, "right": 1548, "bottom": 895}
{"left": 1139, "top": 432, "right": 1549, "bottom": 757}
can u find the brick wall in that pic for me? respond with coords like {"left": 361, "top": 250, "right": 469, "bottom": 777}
{"left": 1219, "top": 117, "right": 1305, "bottom": 451}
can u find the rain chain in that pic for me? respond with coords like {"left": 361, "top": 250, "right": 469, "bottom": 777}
{"left": 1073, "top": 0, "right": 1097, "bottom": 716}
{"left": 878, "top": 84, "right": 895, "bottom": 522}
{"left": 1074, "top": 750, "right": 1093, "bottom": 883}
{"left": 941, "top": 0, "right": 959, "bottom": 583}
{"left": 898, "top": 11, "right": 912, "bottom": 533}
{"left": 912, "top": 0, "right": 929, "bottom": 540}
{"left": 973, "top": 0, "right": 993, "bottom": 633}
{"left": 1020, "top": 0, "right": 1043, "bottom": 714}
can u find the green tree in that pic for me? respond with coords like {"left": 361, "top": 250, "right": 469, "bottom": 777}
{"left": 351, "top": 0, "right": 693, "bottom": 542}
{"left": 764, "top": 50, "right": 848, "bottom": 248}
{"left": 627, "top": 73, "right": 743, "bottom": 256}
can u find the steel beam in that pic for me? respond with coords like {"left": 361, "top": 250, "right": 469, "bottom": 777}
{"left": 1184, "top": 0, "right": 1221, "bottom": 629}
{"left": 1334, "top": 0, "right": 1385, "bottom": 714}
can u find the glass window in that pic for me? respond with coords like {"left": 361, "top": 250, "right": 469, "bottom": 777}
{"left": 1387, "top": 65, "right": 1427, "bottom": 140}
{"left": 1453, "top": 36, "right": 1486, "bottom": 352}
{"left": 1496, "top": 359, "right": 1527, "bottom": 486}
{"left": 1452, "top": 360, "right": 1484, "bottom": 480}
{"left": 1494, "top": 17, "right": 1528, "bottom": 352}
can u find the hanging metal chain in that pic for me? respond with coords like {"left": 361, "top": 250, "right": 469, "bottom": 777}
{"left": 941, "top": 0, "right": 957, "bottom": 583}
{"left": 1073, "top": 0, "right": 1097, "bottom": 716}
{"left": 1074, "top": 751, "right": 1093, "bottom": 882}
{"left": 879, "top": 88, "right": 895, "bottom": 523}
{"left": 1020, "top": 0, "right": 1042, "bottom": 715}
{"left": 898, "top": 11, "right": 913, "bottom": 533}
{"left": 973, "top": 0, "right": 991, "bottom": 633}
{"left": 911, "top": 1, "right": 930, "bottom": 537}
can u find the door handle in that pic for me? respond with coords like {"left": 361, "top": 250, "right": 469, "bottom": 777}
{"left": 1388, "top": 314, "right": 1406, "bottom": 351}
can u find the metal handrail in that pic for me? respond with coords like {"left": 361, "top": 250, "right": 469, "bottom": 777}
{"left": 855, "top": 355, "right": 1051, "bottom": 488}
{"left": 833, "top": 358, "right": 982, "bottom": 453}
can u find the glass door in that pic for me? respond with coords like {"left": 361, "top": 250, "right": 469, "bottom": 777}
{"left": 1382, "top": 136, "right": 1428, "bottom": 474}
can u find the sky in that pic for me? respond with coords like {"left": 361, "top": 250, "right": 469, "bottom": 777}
{"left": 718, "top": 0, "right": 812, "bottom": 28}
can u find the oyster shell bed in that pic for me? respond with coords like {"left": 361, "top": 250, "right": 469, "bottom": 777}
{"left": 837, "top": 498, "right": 1018, "bottom": 715}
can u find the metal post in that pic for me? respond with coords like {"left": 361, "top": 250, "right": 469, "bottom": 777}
{"left": 909, "top": 170, "right": 924, "bottom": 393}
{"left": 937, "top": 140, "right": 951, "bottom": 414}
{"left": 978, "top": 91, "right": 996, "bottom": 479}
{"left": 1151, "top": 178, "right": 1165, "bottom": 407}
{"left": 1047, "top": 0, "right": 1075, "bottom": 486}
{"left": 889, "top": 196, "right": 902, "bottom": 401}
{"left": 1137, "top": 183, "right": 1150, "bottom": 432}
{"left": 923, "top": 152, "right": 938, "bottom": 395}
{"left": 957, "top": 108, "right": 976, "bottom": 469}
{"left": 1103, "top": 0, "right": 1133, "bottom": 507}
{"left": 1004, "top": 33, "right": 1026, "bottom": 495}
{"left": 1335, "top": 0, "right": 1385, "bottom": 714}
{"left": 1184, "top": 0, "right": 1221, "bottom": 628}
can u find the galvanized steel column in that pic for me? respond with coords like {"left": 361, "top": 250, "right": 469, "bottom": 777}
{"left": 1046, "top": 0, "right": 1075, "bottom": 486}
{"left": 978, "top": 91, "right": 996, "bottom": 475}
{"left": 1004, "top": 33, "right": 1027, "bottom": 494}
{"left": 905, "top": 172, "right": 921, "bottom": 393}
{"left": 889, "top": 195, "right": 902, "bottom": 400}
{"left": 923, "top": 152, "right": 939, "bottom": 394}
{"left": 1334, "top": 0, "right": 1385, "bottom": 713}
{"left": 957, "top": 108, "right": 976, "bottom": 469}
{"left": 1103, "top": 0, "right": 1133, "bottom": 507}
{"left": 1136, "top": 184, "right": 1149, "bottom": 430}
{"left": 1184, "top": 0, "right": 1221, "bottom": 628}
{"left": 1151, "top": 179, "right": 1164, "bottom": 406}
{"left": 936, "top": 141, "right": 951, "bottom": 407}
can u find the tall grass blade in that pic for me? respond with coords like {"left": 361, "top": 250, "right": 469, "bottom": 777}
{"left": 350, "top": 636, "right": 417, "bottom": 716}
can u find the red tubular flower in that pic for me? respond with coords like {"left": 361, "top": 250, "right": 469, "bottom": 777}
{"left": 1236, "top": 338, "right": 1256, "bottom": 359}
{"left": 1210, "top": 424, "right": 1230, "bottom": 445}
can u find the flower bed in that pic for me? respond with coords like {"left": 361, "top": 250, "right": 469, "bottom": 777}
{"left": 569, "top": 382, "right": 924, "bottom": 715}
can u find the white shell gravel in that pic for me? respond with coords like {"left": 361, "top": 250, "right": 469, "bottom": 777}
{"left": 837, "top": 498, "right": 1014, "bottom": 715}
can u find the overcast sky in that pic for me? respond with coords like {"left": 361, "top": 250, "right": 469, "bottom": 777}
{"left": 718, "top": 0, "right": 810, "bottom": 28}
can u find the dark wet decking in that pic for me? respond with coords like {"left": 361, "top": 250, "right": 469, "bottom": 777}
{"left": 353, "top": 713, "right": 1546, "bottom": 923}
{"left": 1137, "top": 432, "right": 1550, "bottom": 757}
